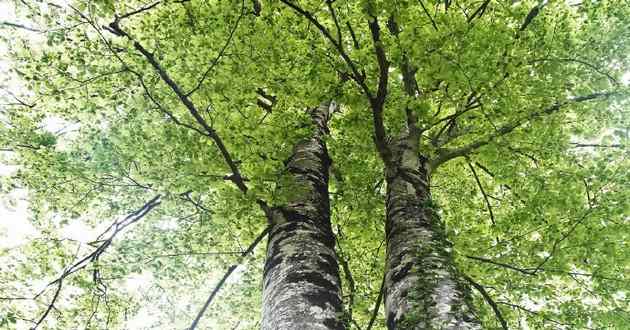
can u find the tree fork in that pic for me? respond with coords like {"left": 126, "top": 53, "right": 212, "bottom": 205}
{"left": 262, "top": 102, "right": 345, "bottom": 330}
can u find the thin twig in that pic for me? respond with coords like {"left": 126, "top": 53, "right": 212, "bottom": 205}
{"left": 418, "top": 0, "right": 438, "bottom": 31}
{"left": 186, "top": 0, "right": 245, "bottom": 96}
{"left": 188, "top": 226, "right": 270, "bottom": 330}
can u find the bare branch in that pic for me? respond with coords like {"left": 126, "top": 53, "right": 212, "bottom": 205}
{"left": 366, "top": 273, "right": 385, "bottom": 330}
{"left": 279, "top": 0, "right": 369, "bottom": 96}
{"left": 467, "top": 162, "right": 496, "bottom": 226}
{"left": 570, "top": 142, "right": 623, "bottom": 148}
{"left": 335, "top": 226, "right": 359, "bottom": 328}
{"left": 189, "top": 226, "right": 270, "bottom": 330}
{"left": 1, "top": 21, "right": 43, "bottom": 32}
{"left": 464, "top": 275, "right": 508, "bottom": 330}
{"left": 519, "top": 3, "right": 544, "bottom": 33}
{"left": 29, "top": 196, "right": 161, "bottom": 329}
{"left": 117, "top": 1, "right": 162, "bottom": 21}
{"left": 530, "top": 57, "right": 619, "bottom": 85}
{"left": 280, "top": 0, "right": 392, "bottom": 162}
{"left": 346, "top": 21, "right": 360, "bottom": 49}
{"left": 326, "top": 0, "right": 343, "bottom": 44}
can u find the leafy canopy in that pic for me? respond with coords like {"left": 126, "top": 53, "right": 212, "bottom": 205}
{"left": 0, "top": 0, "right": 628, "bottom": 329}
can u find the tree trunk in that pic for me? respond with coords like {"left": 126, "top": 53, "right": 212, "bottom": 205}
{"left": 383, "top": 134, "right": 480, "bottom": 329}
{"left": 262, "top": 102, "right": 345, "bottom": 330}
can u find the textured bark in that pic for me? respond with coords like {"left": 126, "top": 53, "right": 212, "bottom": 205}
{"left": 384, "top": 134, "right": 480, "bottom": 329}
{"left": 262, "top": 102, "right": 345, "bottom": 330}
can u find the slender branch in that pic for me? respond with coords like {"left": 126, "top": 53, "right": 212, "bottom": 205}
{"left": 519, "top": 3, "right": 543, "bottom": 33}
{"left": 430, "top": 92, "right": 616, "bottom": 169}
{"left": 137, "top": 74, "right": 207, "bottom": 136}
{"left": 188, "top": 226, "right": 270, "bottom": 330}
{"left": 464, "top": 275, "right": 508, "bottom": 330}
{"left": 279, "top": 0, "right": 370, "bottom": 96}
{"left": 366, "top": 273, "right": 385, "bottom": 330}
{"left": 570, "top": 142, "right": 623, "bottom": 148}
{"left": 72, "top": 4, "right": 275, "bottom": 222}
{"left": 467, "top": 0, "right": 491, "bottom": 24}
{"left": 29, "top": 196, "right": 161, "bottom": 329}
{"left": 335, "top": 229, "right": 358, "bottom": 328}
{"left": 498, "top": 301, "right": 583, "bottom": 328}
{"left": 367, "top": 15, "right": 391, "bottom": 162}
{"left": 32, "top": 281, "right": 62, "bottom": 329}
{"left": 529, "top": 208, "right": 593, "bottom": 274}
{"left": 145, "top": 251, "right": 242, "bottom": 262}
{"left": 280, "top": 0, "right": 392, "bottom": 162}
{"left": 466, "top": 255, "right": 535, "bottom": 275}
{"left": 529, "top": 57, "right": 618, "bottom": 85}
{"left": 1, "top": 21, "right": 43, "bottom": 32}
{"left": 186, "top": 0, "right": 245, "bottom": 96}
{"left": 326, "top": 0, "right": 343, "bottom": 44}
{"left": 417, "top": 0, "right": 438, "bottom": 31}
{"left": 105, "top": 20, "right": 249, "bottom": 193}
{"left": 467, "top": 162, "right": 496, "bottom": 226}
{"left": 346, "top": 21, "right": 360, "bottom": 49}
{"left": 117, "top": 1, "right": 162, "bottom": 21}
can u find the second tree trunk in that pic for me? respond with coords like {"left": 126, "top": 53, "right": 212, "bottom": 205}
{"left": 384, "top": 134, "right": 480, "bottom": 329}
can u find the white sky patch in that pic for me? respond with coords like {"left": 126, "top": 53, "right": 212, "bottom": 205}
{"left": 522, "top": 295, "right": 547, "bottom": 312}
{"left": 42, "top": 116, "right": 80, "bottom": 134}
{"left": 530, "top": 231, "right": 542, "bottom": 241}
{"left": 612, "top": 291, "right": 626, "bottom": 302}
{"left": 156, "top": 217, "right": 179, "bottom": 231}
{"left": 227, "top": 265, "right": 246, "bottom": 285}
{"left": 125, "top": 271, "right": 155, "bottom": 293}
{"left": 0, "top": 188, "right": 36, "bottom": 249}
{"left": 621, "top": 71, "right": 630, "bottom": 86}
{"left": 60, "top": 219, "right": 98, "bottom": 243}
{"left": 536, "top": 251, "right": 551, "bottom": 259}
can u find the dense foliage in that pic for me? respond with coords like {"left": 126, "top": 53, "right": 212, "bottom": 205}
{"left": 1, "top": 0, "right": 628, "bottom": 329}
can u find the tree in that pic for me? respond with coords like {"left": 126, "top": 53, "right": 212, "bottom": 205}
{"left": 0, "top": 0, "right": 628, "bottom": 329}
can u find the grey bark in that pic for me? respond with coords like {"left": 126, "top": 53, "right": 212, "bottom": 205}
{"left": 261, "top": 102, "right": 345, "bottom": 330}
{"left": 383, "top": 133, "right": 480, "bottom": 329}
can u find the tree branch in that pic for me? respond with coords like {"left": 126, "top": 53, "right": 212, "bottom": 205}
{"left": 105, "top": 20, "right": 249, "bottom": 193}
{"left": 466, "top": 0, "right": 491, "bottom": 24}
{"left": 280, "top": 0, "right": 392, "bottom": 163}
{"left": 279, "top": 0, "right": 369, "bottom": 96}
{"left": 366, "top": 273, "right": 385, "bottom": 330}
{"left": 346, "top": 21, "right": 360, "bottom": 49}
{"left": 367, "top": 15, "right": 391, "bottom": 163}
{"left": 464, "top": 275, "right": 508, "bottom": 330}
{"left": 30, "top": 196, "right": 161, "bottom": 329}
{"left": 186, "top": 0, "right": 245, "bottom": 96}
{"left": 519, "top": 3, "right": 544, "bottom": 33}
{"left": 430, "top": 92, "right": 616, "bottom": 169}
{"left": 417, "top": 0, "right": 438, "bottom": 31}
{"left": 326, "top": 0, "right": 343, "bottom": 44}
{"left": 569, "top": 142, "right": 623, "bottom": 148}
{"left": 117, "top": 1, "right": 162, "bottom": 21}
{"left": 189, "top": 226, "right": 270, "bottom": 330}
{"left": 467, "top": 162, "right": 496, "bottom": 226}
{"left": 529, "top": 57, "right": 618, "bottom": 85}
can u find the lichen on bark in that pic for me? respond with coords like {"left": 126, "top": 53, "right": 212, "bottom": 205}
{"left": 261, "top": 102, "right": 346, "bottom": 330}
{"left": 384, "top": 134, "right": 480, "bottom": 330}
